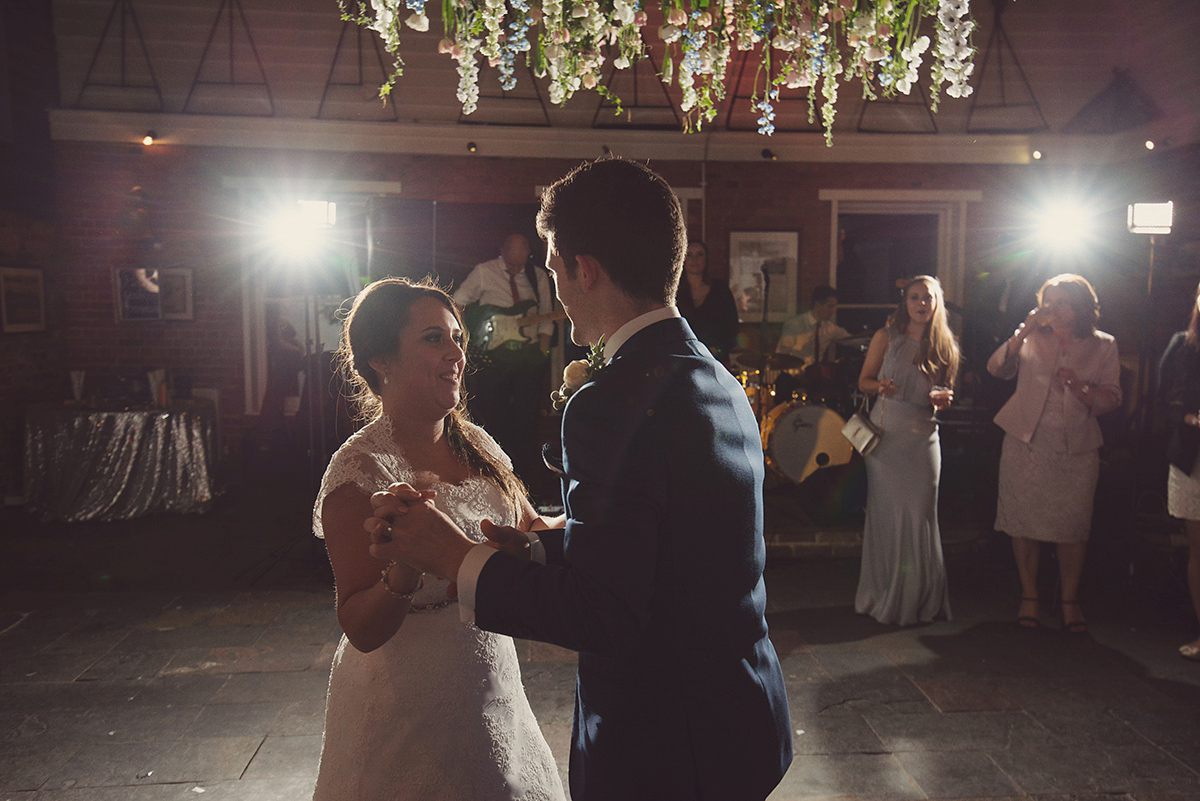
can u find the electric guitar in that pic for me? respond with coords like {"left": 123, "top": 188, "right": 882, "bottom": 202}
{"left": 462, "top": 301, "right": 567, "bottom": 363}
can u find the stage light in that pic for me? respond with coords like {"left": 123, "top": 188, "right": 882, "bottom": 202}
{"left": 1127, "top": 201, "right": 1173, "bottom": 235}
{"left": 1032, "top": 196, "right": 1097, "bottom": 254}
{"left": 266, "top": 200, "right": 336, "bottom": 259}
{"left": 1144, "top": 140, "right": 1155, "bottom": 151}
{"left": 761, "top": 148, "right": 777, "bottom": 161}
{"left": 467, "top": 141, "right": 478, "bottom": 153}
{"left": 1031, "top": 149, "right": 1043, "bottom": 160}
{"left": 142, "top": 131, "right": 157, "bottom": 146}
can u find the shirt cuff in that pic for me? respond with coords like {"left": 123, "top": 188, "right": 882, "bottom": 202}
{"left": 457, "top": 544, "right": 497, "bottom": 625}
{"left": 525, "top": 530, "right": 546, "bottom": 565}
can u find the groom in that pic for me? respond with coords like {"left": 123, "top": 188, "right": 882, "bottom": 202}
{"left": 369, "top": 158, "right": 792, "bottom": 800}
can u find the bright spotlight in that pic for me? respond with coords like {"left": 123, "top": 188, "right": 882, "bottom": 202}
{"left": 266, "top": 200, "right": 336, "bottom": 259}
{"left": 1144, "top": 140, "right": 1155, "bottom": 150}
{"left": 1031, "top": 150, "right": 1043, "bottom": 160}
{"left": 1033, "top": 197, "right": 1096, "bottom": 253}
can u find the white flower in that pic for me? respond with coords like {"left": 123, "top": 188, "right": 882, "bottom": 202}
{"left": 660, "top": 24, "right": 682, "bottom": 43}
{"left": 563, "top": 359, "right": 591, "bottom": 390}
{"left": 404, "top": 12, "right": 429, "bottom": 31}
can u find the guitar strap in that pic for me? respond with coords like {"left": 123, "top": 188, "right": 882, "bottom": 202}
{"left": 523, "top": 261, "right": 541, "bottom": 304}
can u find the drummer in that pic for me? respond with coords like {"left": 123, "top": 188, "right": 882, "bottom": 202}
{"left": 777, "top": 285, "right": 853, "bottom": 365}
{"left": 774, "top": 286, "right": 853, "bottom": 400}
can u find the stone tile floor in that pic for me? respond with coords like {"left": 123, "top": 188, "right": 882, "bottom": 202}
{"left": 2, "top": 453, "right": 1199, "bottom": 800}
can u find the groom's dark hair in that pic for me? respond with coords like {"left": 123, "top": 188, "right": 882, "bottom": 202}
{"left": 536, "top": 157, "right": 686, "bottom": 305}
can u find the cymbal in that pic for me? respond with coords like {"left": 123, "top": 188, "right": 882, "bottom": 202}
{"left": 757, "top": 352, "right": 807, "bottom": 370}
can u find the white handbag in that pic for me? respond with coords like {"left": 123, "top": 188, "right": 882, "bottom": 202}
{"left": 841, "top": 396, "right": 883, "bottom": 456}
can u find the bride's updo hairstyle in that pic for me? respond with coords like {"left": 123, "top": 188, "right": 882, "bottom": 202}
{"left": 337, "top": 276, "right": 527, "bottom": 513}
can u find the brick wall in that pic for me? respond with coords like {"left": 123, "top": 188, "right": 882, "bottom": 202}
{"left": 37, "top": 140, "right": 1199, "bottom": 482}
{"left": 0, "top": 0, "right": 59, "bottom": 499}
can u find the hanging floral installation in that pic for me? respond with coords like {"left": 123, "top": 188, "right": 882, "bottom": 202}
{"left": 339, "top": 0, "right": 976, "bottom": 143}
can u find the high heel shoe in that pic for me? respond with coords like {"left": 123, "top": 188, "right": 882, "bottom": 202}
{"left": 1060, "top": 600, "right": 1087, "bottom": 634}
{"left": 1017, "top": 597, "right": 1040, "bottom": 629}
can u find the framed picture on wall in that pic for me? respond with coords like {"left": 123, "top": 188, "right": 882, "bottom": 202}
{"left": 728, "top": 231, "right": 798, "bottom": 323}
{"left": 115, "top": 267, "right": 194, "bottom": 321}
{"left": 159, "top": 268, "right": 194, "bottom": 320}
{"left": 1, "top": 267, "right": 47, "bottom": 333}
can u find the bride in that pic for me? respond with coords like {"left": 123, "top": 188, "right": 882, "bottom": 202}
{"left": 311, "top": 277, "right": 565, "bottom": 800}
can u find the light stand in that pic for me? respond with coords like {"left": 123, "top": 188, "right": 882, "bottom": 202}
{"left": 1129, "top": 201, "right": 1174, "bottom": 445}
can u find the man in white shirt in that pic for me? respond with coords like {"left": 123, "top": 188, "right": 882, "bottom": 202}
{"left": 453, "top": 233, "right": 555, "bottom": 488}
{"left": 776, "top": 285, "right": 851, "bottom": 366}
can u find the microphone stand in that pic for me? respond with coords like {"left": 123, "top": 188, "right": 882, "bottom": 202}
{"left": 758, "top": 265, "right": 771, "bottom": 420}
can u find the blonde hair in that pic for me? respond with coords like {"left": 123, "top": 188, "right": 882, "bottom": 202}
{"left": 887, "top": 275, "right": 961, "bottom": 389}
{"left": 336, "top": 277, "right": 527, "bottom": 515}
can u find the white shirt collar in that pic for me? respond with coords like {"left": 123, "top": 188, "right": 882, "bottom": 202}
{"left": 604, "top": 306, "right": 680, "bottom": 362}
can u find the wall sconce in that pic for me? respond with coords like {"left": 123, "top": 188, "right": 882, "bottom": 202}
{"left": 466, "top": 141, "right": 478, "bottom": 153}
{"left": 142, "top": 131, "right": 157, "bottom": 146}
{"left": 761, "top": 148, "right": 777, "bottom": 161}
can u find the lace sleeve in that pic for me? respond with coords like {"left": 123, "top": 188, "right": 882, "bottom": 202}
{"left": 312, "top": 423, "right": 409, "bottom": 539}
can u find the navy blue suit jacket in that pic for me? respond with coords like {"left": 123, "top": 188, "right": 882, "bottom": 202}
{"left": 475, "top": 317, "right": 793, "bottom": 800}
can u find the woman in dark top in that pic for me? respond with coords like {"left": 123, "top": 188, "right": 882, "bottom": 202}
{"left": 677, "top": 240, "right": 740, "bottom": 367}
{"left": 1157, "top": 280, "right": 1200, "bottom": 661}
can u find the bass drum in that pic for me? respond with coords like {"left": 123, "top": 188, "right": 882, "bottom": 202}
{"left": 760, "top": 402, "right": 854, "bottom": 483}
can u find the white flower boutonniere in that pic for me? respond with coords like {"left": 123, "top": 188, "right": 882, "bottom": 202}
{"left": 551, "top": 338, "right": 606, "bottom": 410}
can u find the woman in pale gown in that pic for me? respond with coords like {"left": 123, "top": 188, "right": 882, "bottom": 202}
{"left": 856, "top": 276, "right": 961, "bottom": 625}
{"left": 311, "top": 277, "right": 565, "bottom": 801}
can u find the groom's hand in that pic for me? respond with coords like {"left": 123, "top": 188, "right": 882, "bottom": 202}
{"left": 367, "top": 498, "right": 475, "bottom": 581}
{"left": 480, "top": 519, "right": 532, "bottom": 559}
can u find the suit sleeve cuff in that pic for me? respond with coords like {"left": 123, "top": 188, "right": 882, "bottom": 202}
{"left": 457, "top": 544, "right": 497, "bottom": 624}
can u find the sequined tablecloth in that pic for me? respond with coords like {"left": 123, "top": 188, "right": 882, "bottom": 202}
{"left": 23, "top": 401, "right": 218, "bottom": 522}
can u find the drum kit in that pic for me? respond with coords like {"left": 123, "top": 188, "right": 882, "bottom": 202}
{"left": 732, "top": 336, "right": 873, "bottom": 484}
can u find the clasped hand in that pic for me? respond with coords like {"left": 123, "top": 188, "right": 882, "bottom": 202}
{"left": 364, "top": 483, "right": 534, "bottom": 585}
{"left": 1055, "top": 367, "right": 1085, "bottom": 398}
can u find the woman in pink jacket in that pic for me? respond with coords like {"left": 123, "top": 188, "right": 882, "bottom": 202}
{"left": 987, "top": 274, "right": 1121, "bottom": 633}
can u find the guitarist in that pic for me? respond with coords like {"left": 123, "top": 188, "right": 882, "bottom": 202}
{"left": 454, "top": 233, "right": 556, "bottom": 489}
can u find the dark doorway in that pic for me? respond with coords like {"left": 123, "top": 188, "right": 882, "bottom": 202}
{"left": 835, "top": 212, "right": 939, "bottom": 334}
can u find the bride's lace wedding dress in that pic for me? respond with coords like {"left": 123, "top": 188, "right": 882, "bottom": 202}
{"left": 311, "top": 415, "right": 566, "bottom": 801}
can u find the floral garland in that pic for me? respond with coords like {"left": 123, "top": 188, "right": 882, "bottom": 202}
{"left": 340, "top": 0, "right": 975, "bottom": 144}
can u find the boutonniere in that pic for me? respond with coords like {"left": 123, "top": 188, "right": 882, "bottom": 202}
{"left": 551, "top": 338, "right": 606, "bottom": 410}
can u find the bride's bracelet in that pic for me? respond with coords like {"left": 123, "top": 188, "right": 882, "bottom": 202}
{"left": 380, "top": 562, "right": 423, "bottom": 602}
